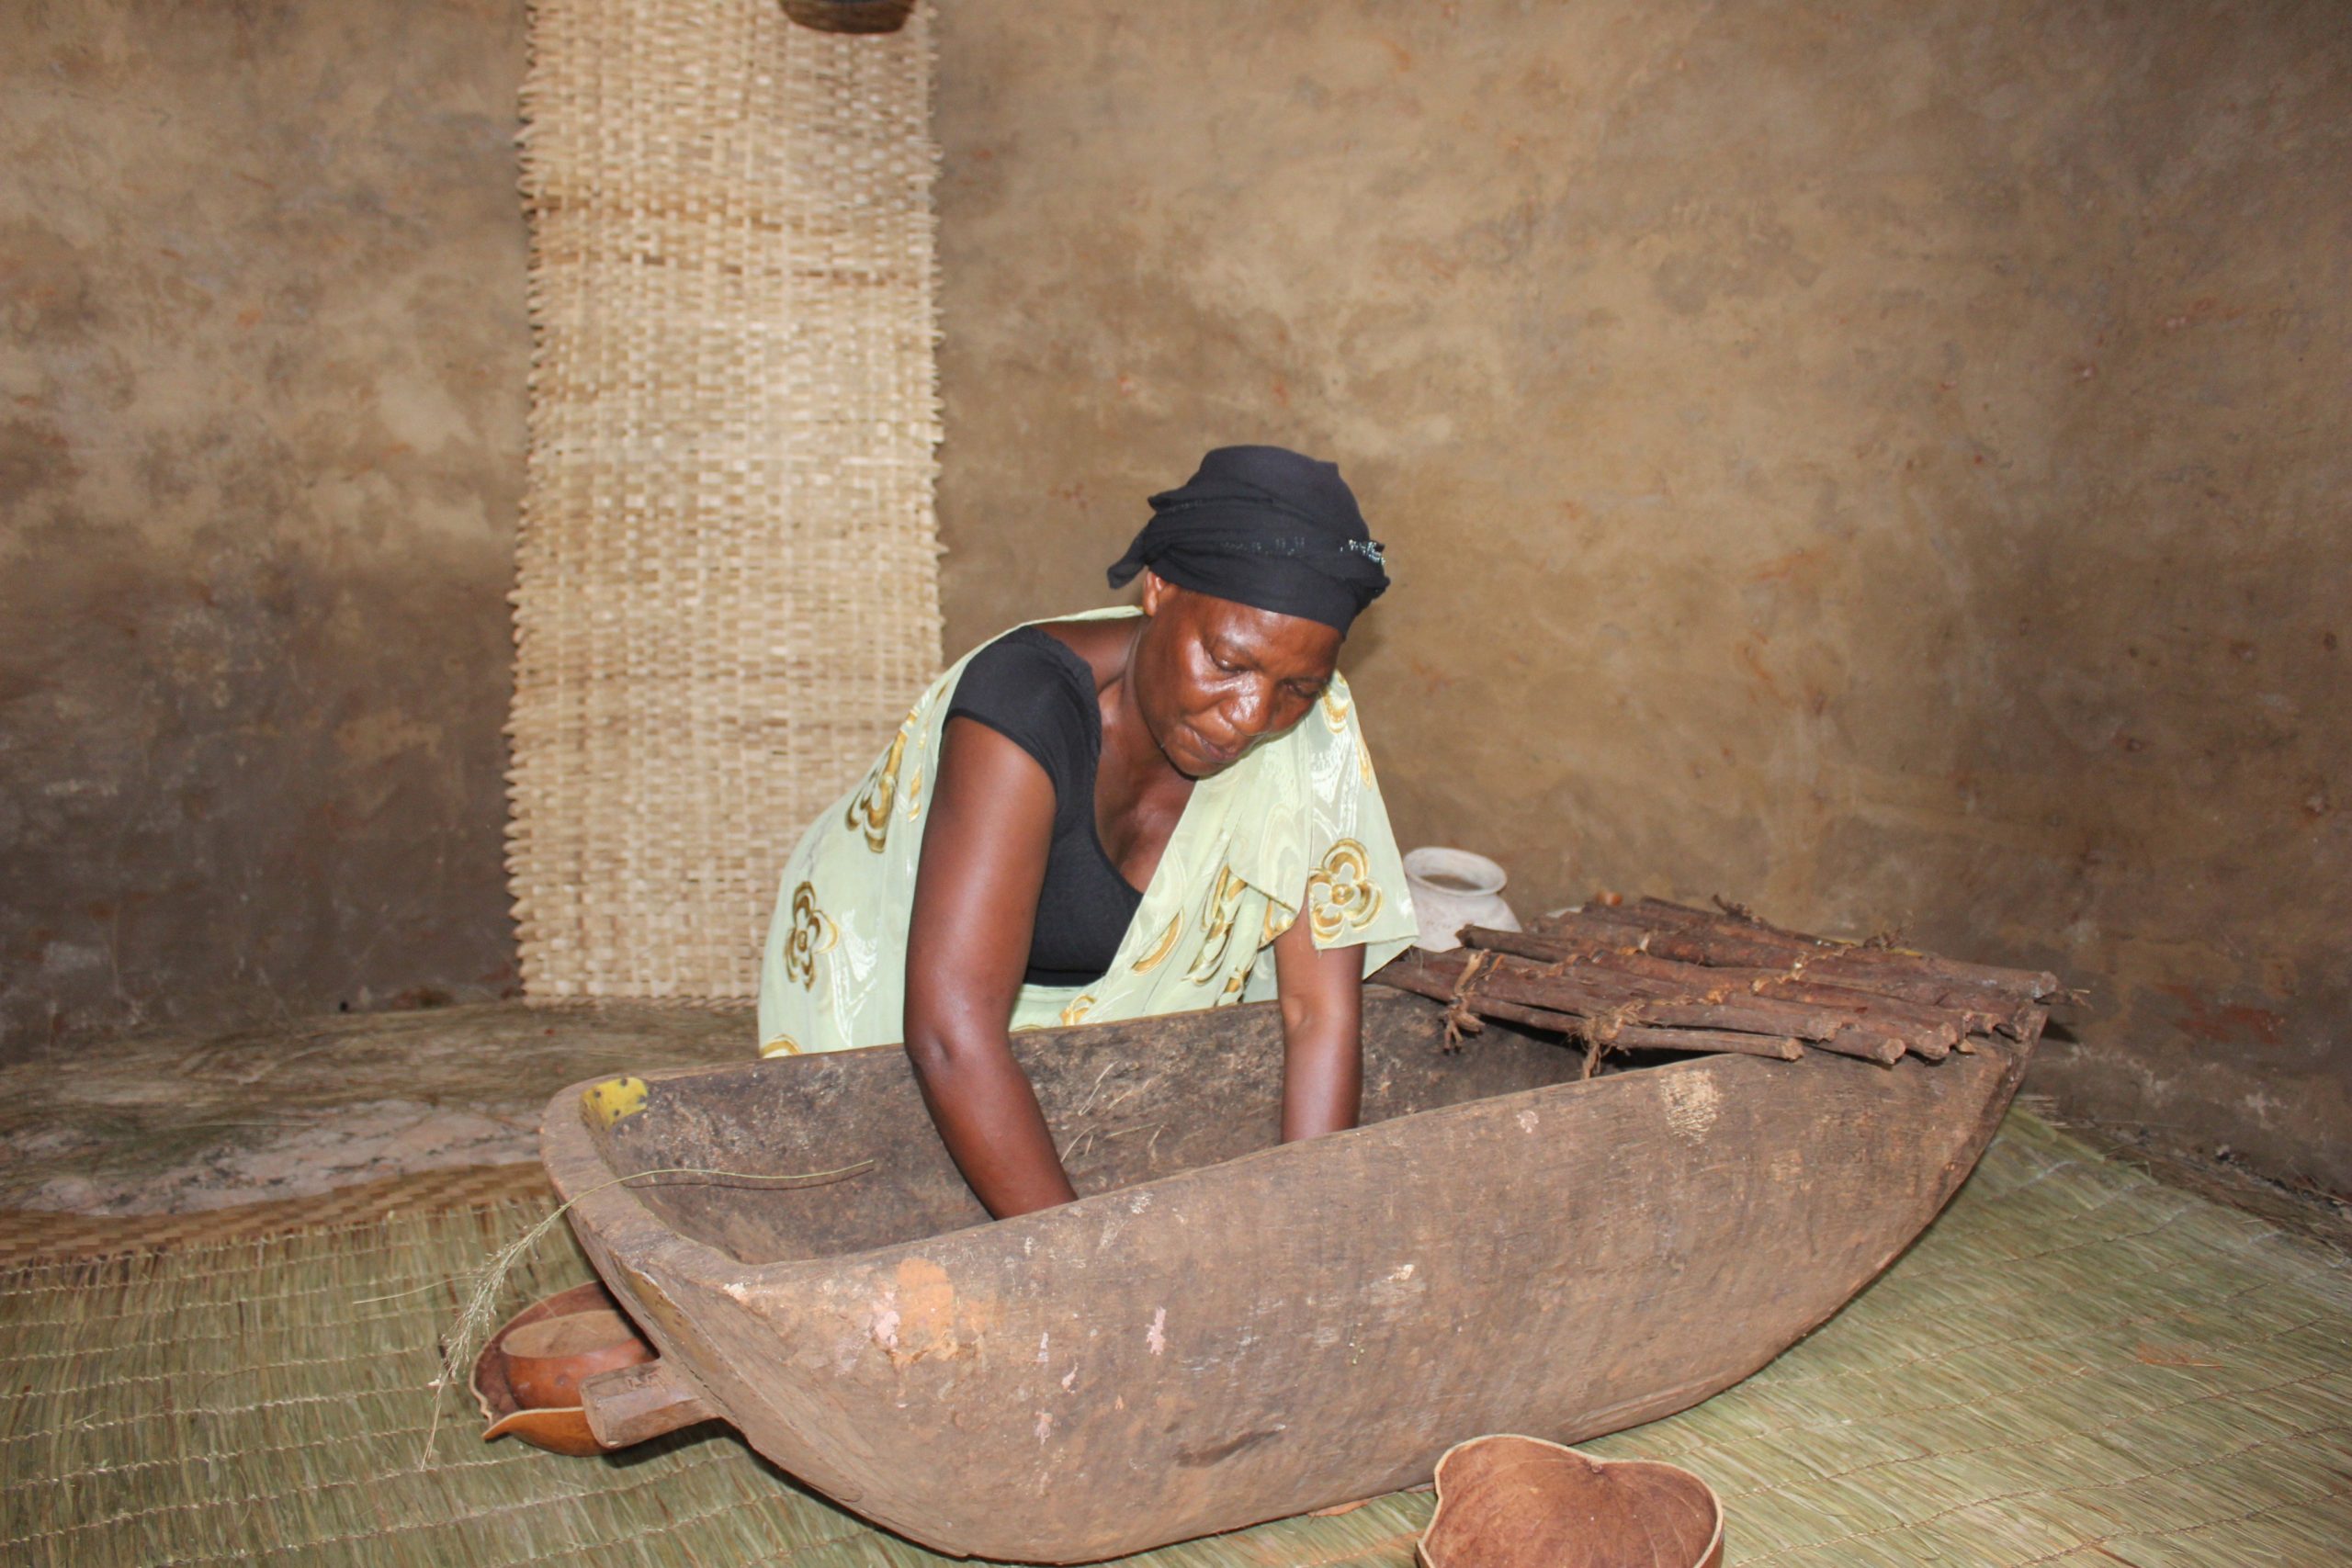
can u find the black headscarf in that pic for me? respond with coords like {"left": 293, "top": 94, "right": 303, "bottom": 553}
{"left": 1105, "top": 446, "right": 1389, "bottom": 634}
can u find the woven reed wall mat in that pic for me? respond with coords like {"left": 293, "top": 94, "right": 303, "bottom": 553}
{"left": 5, "top": 1115, "right": 2346, "bottom": 1565}
{"left": 508, "top": 0, "right": 944, "bottom": 1001}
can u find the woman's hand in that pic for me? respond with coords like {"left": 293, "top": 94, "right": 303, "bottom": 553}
{"left": 1271, "top": 913, "right": 1364, "bottom": 1142}
{"left": 902, "top": 717, "right": 1080, "bottom": 1218}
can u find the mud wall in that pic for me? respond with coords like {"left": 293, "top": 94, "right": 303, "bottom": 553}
{"left": 4, "top": 0, "right": 2343, "bottom": 1190}
{"left": 932, "top": 1, "right": 2352, "bottom": 1186}
{"left": 1, "top": 2, "right": 529, "bottom": 1047}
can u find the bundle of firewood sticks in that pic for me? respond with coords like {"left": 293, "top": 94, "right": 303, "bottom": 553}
{"left": 1375, "top": 896, "right": 2077, "bottom": 1069}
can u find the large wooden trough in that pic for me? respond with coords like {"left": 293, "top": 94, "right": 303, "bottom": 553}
{"left": 542, "top": 980, "right": 2038, "bottom": 1562}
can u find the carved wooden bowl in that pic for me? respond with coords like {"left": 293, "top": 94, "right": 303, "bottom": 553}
{"left": 472, "top": 1280, "right": 651, "bottom": 1456}
{"left": 1419, "top": 1435, "right": 1724, "bottom": 1568}
{"left": 505, "top": 1305, "right": 653, "bottom": 1409}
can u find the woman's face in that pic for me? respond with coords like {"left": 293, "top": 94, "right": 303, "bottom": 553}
{"left": 1132, "top": 573, "right": 1343, "bottom": 779}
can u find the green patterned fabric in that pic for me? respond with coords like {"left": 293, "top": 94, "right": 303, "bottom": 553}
{"left": 755, "top": 608, "right": 1418, "bottom": 1056}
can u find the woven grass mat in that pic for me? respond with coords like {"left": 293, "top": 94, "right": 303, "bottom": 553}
{"left": 507, "top": 0, "right": 944, "bottom": 1002}
{"left": 4, "top": 1114, "right": 2347, "bottom": 1565}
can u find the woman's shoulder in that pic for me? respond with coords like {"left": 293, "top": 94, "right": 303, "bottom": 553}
{"left": 947, "top": 626, "right": 1101, "bottom": 775}
{"left": 958, "top": 624, "right": 1094, "bottom": 698}
{"left": 1023, "top": 615, "right": 1131, "bottom": 691}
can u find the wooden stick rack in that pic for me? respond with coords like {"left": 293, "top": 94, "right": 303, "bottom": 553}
{"left": 1374, "top": 896, "right": 2077, "bottom": 1069}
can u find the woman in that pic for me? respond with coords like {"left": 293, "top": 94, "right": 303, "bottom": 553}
{"left": 756, "top": 446, "right": 1417, "bottom": 1217}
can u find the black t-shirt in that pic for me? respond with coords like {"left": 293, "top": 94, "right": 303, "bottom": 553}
{"left": 944, "top": 626, "right": 1145, "bottom": 987}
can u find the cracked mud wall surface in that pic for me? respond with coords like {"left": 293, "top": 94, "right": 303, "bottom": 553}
{"left": 932, "top": 1, "right": 2351, "bottom": 1186}
{"left": 1, "top": 2, "right": 530, "bottom": 1048}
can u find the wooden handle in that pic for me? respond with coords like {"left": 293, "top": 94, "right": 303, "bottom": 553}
{"left": 579, "top": 1357, "right": 716, "bottom": 1449}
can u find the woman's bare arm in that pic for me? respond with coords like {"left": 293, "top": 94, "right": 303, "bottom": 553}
{"left": 1270, "top": 914, "right": 1365, "bottom": 1143}
{"left": 902, "top": 717, "right": 1079, "bottom": 1217}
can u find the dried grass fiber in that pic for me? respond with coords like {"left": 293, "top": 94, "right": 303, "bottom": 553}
{"left": 507, "top": 0, "right": 944, "bottom": 1000}
{"left": 4, "top": 1113, "right": 2346, "bottom": 1565}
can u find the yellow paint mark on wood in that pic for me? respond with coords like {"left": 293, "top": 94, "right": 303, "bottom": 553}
{"left": 582, "top": 1077, "right": 649, "bottom": 1129}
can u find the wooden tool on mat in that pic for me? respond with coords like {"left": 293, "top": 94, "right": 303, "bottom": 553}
{"left": 1419, "top": 1435, "right": 1724, "bottom": 1568}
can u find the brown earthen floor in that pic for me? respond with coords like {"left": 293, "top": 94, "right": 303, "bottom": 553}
{"left": 0, "top": 1000, "right": 750, "bottom": 1213}
{"left": 3, "top": 1001, "right": 2346, "bottom": 1258}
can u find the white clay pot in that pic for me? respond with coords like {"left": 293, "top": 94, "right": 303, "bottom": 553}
{"left": 1403, "top": 847, "right": 1521, "bottom": 952}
